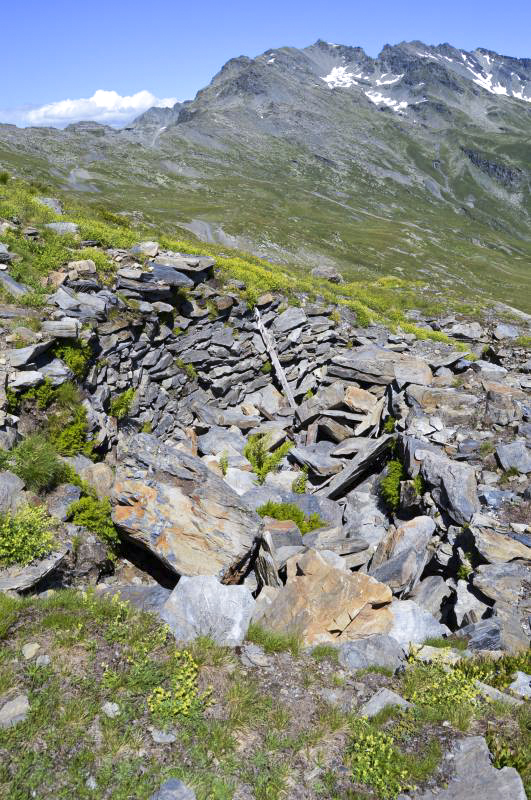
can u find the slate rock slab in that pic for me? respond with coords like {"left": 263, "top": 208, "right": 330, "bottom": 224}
{"left": 0, "top": 691, "right": 29, "bottom": 728}
{"left": 0, "top": 549, "right": 68, "bottom": 593}
{"left": 150, "top": 778, "right": 196, "bottom": 800}
{"left": 0, "top": 470, "right": 25, "bottom": 515}
{"left": 496, "top": 441, "right": 531, "bottom": 474}
{"left": 161, "top": 576, "right": 255, "bottom": 646}
{"left": 339, "top": 635, "right": 405, "bottom": 672}
{"left": 111, "top": 434, "right": 262, "bottom": 579}
{"left": 387, "top": 599, "right": 449, "bottom": 646}
{"left": 45, "top": 221, "right": 79, "bottom": 235}
{"left": 360, "top": 688, "right": 412, "bottom": 718}
{"left": 418, "top": 449, "right": 479, "bottom": 525}
{"left": 403, "top": 736, "right": 526, "bottom": 800}
{"left": 255, "top": 549, "right": 392, "bottom": 646}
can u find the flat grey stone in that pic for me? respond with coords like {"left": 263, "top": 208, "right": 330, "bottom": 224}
{"left": 5, "top": 340, "right": 53, "bottom": 368}
{"left": 39, "top": 358, "right": 74, "bottom": 386}
{"left": 409, "top": 575, "right": 453, "bottom": 618}
{"left": 417, "top": 449, "right": 480, "bottom": 525}
{"left": 46, "top": 483, "right": 82, "bottom": 521}
{"left": 388, "top": 600, "right": 449, "bottom": 646}
{"left": 496, "top": 441, "right": 531, "bottom": 474}
{"left": 290, "top": 441, "right": 343, "bottom": 477}
{"left": 474, "top": 680, "right": 522, "bottom": 707}
{"left": 272, "top": 306, "right": 307, "bottom": 333}
{"left": 101, "top": 701, "right": 120, "bottom": 718}
{"left": 161, "top": 576, "right": 255, "bottom": 646}
{"left": 149, "top": 727, "right": 177, "bottom": 744}
{"left": 0, "top": 272, "right": 29, "bottom": 297}
{"left": 150, "top": 778, "right": 196, "bottom": 800}
{"left": 22, "top": 643, "right": 40, "bottom": 660}
{"left": 0, "top": 470, "right": 25, "bottom": 515}
{"left": 359, "top": 688, "right": 412, "bottom": 718}
{"left": 7, "top": 370, "right": 44, "bottom": 390}
{"left": 454, "top": 580, "right": 490, "bottom": 627}
{"left": 41, "top": 318, "right": 81, "bottom": 338}
{"left": 131, "top": 241, "right": 159, "bottom": 257}
{"left": 318, "top": 435, "right": 394, "bottom": 500}
{"left": 37, "top": 197, "right": 63, "bottom": 214}
{"left": 509, "top": 671, "right": 531, "bottom": 699}
{"left": 0, "top": 692, "right": 29, "bottom": 728}
{"left": 0, "top": 549, "right": 67, "bottom": 593}
{"left": 339, "top": 635, "right": 405, "bottom": 672}
{"left": 240, "top": 643, "right": 270, "bottom": 667}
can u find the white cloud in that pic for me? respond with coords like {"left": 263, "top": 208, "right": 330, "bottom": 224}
{"left": 0, "top": 89, "right": 178, "bottom": 128}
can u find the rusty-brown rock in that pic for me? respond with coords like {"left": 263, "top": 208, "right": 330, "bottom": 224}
{"left": 111, "top": 433, "right": 262, "bottom": 579}
{"left": 254, "top": 549, "right": 393, "bottom": 645}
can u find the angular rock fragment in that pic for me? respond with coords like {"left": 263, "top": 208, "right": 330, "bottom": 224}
{"left": 254, "top": 549, "right": 392, "bottom": 645}
{"left": 418, "top": 449, "right": 480, "bottom": 525}
{"left": 411, "top": 736, "right": 526, "bottom": 800}
{"left": 111, "top": 434, "right": 262, "bottom": 578}
{"left": 161, "top": 575, "right": 255, "bottom": 645}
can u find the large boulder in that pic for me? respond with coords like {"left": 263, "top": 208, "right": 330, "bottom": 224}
{"left": 111, "top": 434, "right": 262, "bottom": 579}
{"left": 496, "top": 441, "right": 531, "bottom": 474}
{"left": 417, "top": 449, "right": 480, "bottom": 525}
{"left": 370, "top": 516, "right": 436, "bottom": 595}
{"left": 254, "top": 549, "right": 392, "bottom": 645}
{"left": 328, "top": 346, "right": 433, "bottom": 387}
{"left": 387, "top": 599, "right": 449, "bottom": 646}
{"left": 161, "top": 576, "right": 255, "bottom": 646}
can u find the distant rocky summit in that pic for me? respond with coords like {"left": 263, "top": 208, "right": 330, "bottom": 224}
{"left": 1, "top": 37, "right": 530, "bottom": 310}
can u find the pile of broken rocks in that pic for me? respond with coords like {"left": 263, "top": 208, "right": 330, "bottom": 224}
{"left": 1, "top": 237, "right": 530, "bottom": 656}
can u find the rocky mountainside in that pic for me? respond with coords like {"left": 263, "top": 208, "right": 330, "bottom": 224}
{"left": 0, "top": 188, "right": 530, "bottom": 798}
{"left": 1, "top": 39, "right": 530, "bottom": 310}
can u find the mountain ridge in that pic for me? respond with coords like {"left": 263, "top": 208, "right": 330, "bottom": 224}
{"left": 0, "top": 38, "right": 530, "bottom": 310}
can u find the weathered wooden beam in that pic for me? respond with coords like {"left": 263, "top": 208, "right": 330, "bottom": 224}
{"left": 254, "top": 307, "right": 298, "bottom": 415}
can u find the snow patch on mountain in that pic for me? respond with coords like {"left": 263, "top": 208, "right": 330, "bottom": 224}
{"left": 365, "top": 90, "right": 408, "bottom": 112}
{"left": 376, "top": 73, "right": 403, "bottom": 86}
{"left": 321, "top": 66, "right": 359, "bottom": 88}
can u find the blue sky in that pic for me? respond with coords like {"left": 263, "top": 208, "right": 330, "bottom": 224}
{"left": 2, "top": 0, "right": 530, "bottom": 126}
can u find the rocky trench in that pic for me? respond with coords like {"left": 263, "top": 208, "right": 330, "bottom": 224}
{"left": 1, "top": 237, "right": 530, "bottom": 658}
{"left": 1, "top": 232, "right": 531, "bottom": 798}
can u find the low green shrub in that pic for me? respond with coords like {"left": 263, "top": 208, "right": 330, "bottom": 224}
{"left": 66, "top": 496, "right": 119, "bottom": 548}
{"left": 347, "top": 716, "right": 441, "bottom": 799}
{"left": 219, "top": 452, "right": 229, "bottom": 476}
{"left": 0, "top": 505, "right": 56, "bottom": 566}
{"left": 109, "top": 388, "right": 135, "bottom": 420}
{"left": 244, "top": 434, "right": 293, "bottom": 484}
{"left": 454, "top": 651, "right": 531, "bottom": 690}
{"left": 175, "top": 358, "right": 198, "bottom": 380}
{"left": 311, "top": 644, "right": 339, "bottom": 664}
{"left": 147, "top": 650, "right": 212, "bottom": 724}
{"left": 21, "top": 377, "right": 56, "bottom": 409}
{"left": 291, "top": 465, "right": 308, "bottom": 494}
{"left": 52, "top": 338, "right": 92, "bottom": 380}
{"left": 402, "top": 662, "right": 480, "bottom": 729}
{"left": 486, "top": 705, "right": 530, "bottom": 794}
{"left": 257, "top": 500, "right": 324, "bottom": 534}
{"left": 48, "top": 403, "right": 93, "bottom": 457}
{"left": 383, "top": 416, "right": 397, "bottom": 433}
{"left": 247, "top": 623, "right": 301, "bottom": 657}
{"left": 379, "top": 459, "right": 405, "bottom": 511}
{"left": 5, "top": 434, "right": 67, "bottom": 492}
